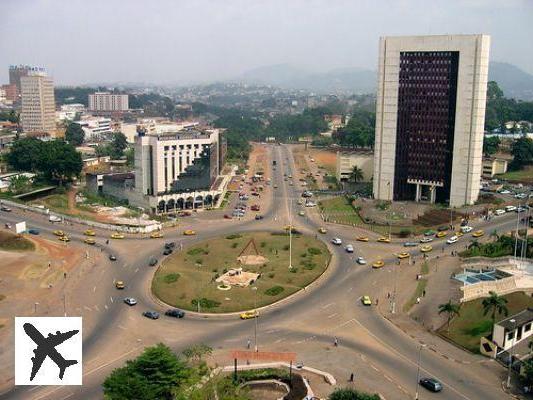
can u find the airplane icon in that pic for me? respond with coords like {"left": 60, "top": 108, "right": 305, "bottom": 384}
{"left": 23, "top": 322, "right": 79, "bottom": 381}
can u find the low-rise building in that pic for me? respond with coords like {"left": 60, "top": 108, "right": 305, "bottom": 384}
{"left": 336, "top": 150, "right": 374, "bottom": 183}
{"left": 482, "top": 157, "right": 508, "bottom": 178}
{"left": 74, "top": 117, "right": 112, "bottom": 141}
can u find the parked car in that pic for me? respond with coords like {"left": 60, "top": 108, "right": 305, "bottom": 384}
{"left": 142, "top": 311, "right": 160, "bottom": 320}
{"left": 403, "top": 242, "right": 417, "bottom": 247}
{"left": 165, "top": 309, "right": 185, "bottom": 318}
{"left": 28, "top": 229, "right": 40, "bottom": 235}
{"left": 345, "top": 244, "right": 354, "bottom": 253}
{"left": 163, "top": 248, "right": 173, "bottom": 255}
{"left": 331, "top": 238, "right": 342, "bottom": 245}
{"left": 124, "top": 297, "right": 137, "bottom": 306}
{"left": 494, "top": 209, "right": 505, "bottom": 215}
{"left": 460, "top": 226, "right": 473, "bottom": 233}
{"left": 84, "top": 238, "right": 96, "bottom": 245}
{"left": 165, "top": 242, "right": 175, "bottom": 249}
{"left": 472, "top": 230, "right": 485, "bottom": 238}
{"left": 255, "top": 214, "right": 264, "bottom": 220}
{"left": 0, "top": 206, "right": 12, "bottom": 212}
{"left": 447, "top": 235, "right": 459, "bottom": 244}
{"left": 505, "top": 205, "right": 517, "bottom": 212}
{"left": 115, "top": 280, "right": 125, "bottom": 289}
{"left": 109, "top": 254, "right": 117, "bottom": 261}
{"left": 499, "top": 189, "right": 511, "bottom": 195}
{"left": 148, "top": 257, "right": 158, "bottom": 266}
{"left": 356, "top": 256, "right": 367, "bottom": 265}
{"left": 419, "top": 378, "right": 443, "bottom": 392}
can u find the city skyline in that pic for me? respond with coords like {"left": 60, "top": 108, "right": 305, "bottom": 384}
{"left": 0, "top": 0, "right": 532, "bottom": 85}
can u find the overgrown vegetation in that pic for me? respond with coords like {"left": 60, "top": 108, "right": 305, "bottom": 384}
{"left": 460, "top": 235, "right": 533, "bottom": 259}
{"left": 0, "top": 232, "right": 35, "bottom": 251}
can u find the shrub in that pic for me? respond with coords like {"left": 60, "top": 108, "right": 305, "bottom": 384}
{"left": 163, "top": 273, "right": 180, "bottom": 284}
{"left": 231, "top": 242, "right": 238, "bottom": 248}
{"left": 289, "top": 268, "right": 298, "bottom": 274}
{"left": 260, "top": 241, "right": 266, "bottom": 248}
{"left": 195, "top": 259, "right": 203, "bottom": 265}
{"left": 225, "top": 233, "right": 242, "bottom": 240}
{"left": 187, "top": 247, "right": 207, "bottom": 256}
{"left": 264, "top": 286, "right": 285, "bottom": 296}
{"left": 268, "top": 273, "right": 275, "bottom": 278}
{"left": 398, "top": 228, "right": 411, "bottom": 238}
{"left": 308, "top": 247, "right": 322, "bottom": 255}
{"left": 283, "top": 245, "right": 290, "bottom": 251}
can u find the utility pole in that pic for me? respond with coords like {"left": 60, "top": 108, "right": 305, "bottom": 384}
{"left": 289, "top": 198, "right": 293, "bottom": 270}
{"left": 507, "top": 319, "right": 516, "bottom": 388}
{"left": 514, "top": 205, "right": 521, "bottom": 258}
{"left": 252, "top": 286, "right": 258, "bottom": 352}
{"left": 415, "top": 344, "right": 426, "bottom": 400}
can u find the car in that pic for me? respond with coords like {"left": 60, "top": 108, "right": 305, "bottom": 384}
{"left": 84, "top": 238, "right": 96, "bottom": 245}
{"left": 305, "top": 201, "right": 317, "bottom": 207}
{"left": 84, "top": 229, "right": 96, "bottom": 236}
{"left": 4, "top": 223, "right": 11, "bottom": 229}
{"left": 109, "top": 254, "right": 117, "bottom": 261}
{"left": 494, "top": 209, "right": 505, "bottom": 215}
{"left": 505, "top": 205, "right": 517, "bottom": 212}
{"left": 251, "top": 205, "right": 260, "bottom": 211}
{"left": 142, "top": 311, "right": 160, "bottom": 320}
{"left": 331, "top": 238, "right": 342, "bottom": 245}
{"left": 163, "top": 248, "right": 173, "bottom": 255}
{"left": 148, "top": 257, "right": 158, "bottom": 266}
{"left": 165, "top": 242, "right": 176, "bottom": 249}
{"left": 397, "top": 252, "right": 410, "bottom": 259}
{"left": 372, "top": 260, "right": 385, "bottom": 269}
{"left": 111, "top": 232, "right": 125, "bottom": 239}
{"left": 345, "top": 244, "right": 354, "bottom": 253}
{"left": 223, "top": 214, "right": 232, "bottom": 219}
{"left": 424, "top": 230, "right": 436, "bottom": 236}
{"left": 165, "top": 309, "right": 185, "bottom": 318}
{"left": 356, "top": 236, "right": 369, "bottom": 242}
{"left": 240, "top": 310, "right": 259, "bottom": 319}
{"left": 318, "top": 227, "right": 327, "bottom": 234}
{"left": 273, "top": 185, "right": 278, "bottom": 189}
{"left": 499, "top": 189, "right": 511, "bottom": 195}
{"left": 150, "top": 231, "right": 163, "bottom": 239}
{"left": 361, "top": 295, "right": 372, "bottom": 306}
{"left": 472, "top": 230, "right": 485, "bottom": 238}
{"left": 515, "top": 193, "right": 527, "bottom": 199}
{"left": 115, "top": 280, "right": 125, "bottom": 289}
{"left": 377, "top": 237, "right": 391, "bottom": 243}
{"left": 28, "top": 229, "right": 40, "bottom": 235}
{"left": 48, "top": 215, "right": 61, "bottom": 222}
{"left": 420, "top": 245, "right": 433, "bottom": 253}
{"left": 403, "top": 242, "right": 418, "bottom": 247}
{"left": 517, "top": 206, "right": 527, "bottom": 213}
{"left": 356, "top": 256, "right": 367, "bottom": 265}
{"left": 419, "top": 378, "right": 443, "bottom": 393}
{"left": 435, "top": 231, "right": 447, "bottom": 238}
{"left": 58, "top": 235, "right": 70, "bottom": 242}
{"left": 447, "top": 235, "right": 458, "bottom": 244}
{"left": 302, "top": 191, "right": 313, "bottom": 198}
{"left": 183, "top": 230, "right": 196, "bottom": 236}
{"left": 298, "top": 211, "right": 305, "bottom": 216}
{"left": 460, "top": 226, "right": 473, "bottom": 233}
{"left": 255, "top": 214, "right": 264, "bottom": 220}
{"left": 455, "top": 231, "right": 464, "bottom": 237}
{"left": 437, "top": 226, "right": 448, "bottom": 232}
{"left": 53, "top": 230, "right": 65, "bottom": 236}
{"left": 0, "top": 206, "right": 12, "bottom": 212}
{"left": 124, "top": 297, "right": 137, "bottom": 306}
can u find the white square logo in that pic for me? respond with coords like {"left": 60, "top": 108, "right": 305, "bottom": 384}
{"left": 15, "top": 317, "right": 82, "bottom": 385}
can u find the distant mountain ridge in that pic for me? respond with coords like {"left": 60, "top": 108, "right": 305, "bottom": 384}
{"left": 237, "top": 62, "right": 533, "bottom": 100}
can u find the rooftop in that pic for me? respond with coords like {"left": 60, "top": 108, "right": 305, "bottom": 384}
{"left": 498, "top": 308, "right": 533, "bottom": 331}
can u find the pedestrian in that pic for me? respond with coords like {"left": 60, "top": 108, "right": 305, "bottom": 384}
{"left": 349, "top": 373, "right": 354, "bottom": 382}
{"left": 422, "top": 290, "right": 426, "bottom": 297}
{"left": 416, "top": 297, "right": 420, "bottom": 304}
{"left": 334, "top": 337, "right": 338, "bottom": 347}
{"left": 106, "top": 239, "right": 109, "bottom": 245}
{"left": 375, "top": 298, "right": 379, "bottom": 306}
{"left": 247, "top": 339, "right": 251, "bottom": 349}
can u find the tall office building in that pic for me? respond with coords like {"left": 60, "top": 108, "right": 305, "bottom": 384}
{"left": 88, "top": 92, "right": 129, "bottom": 112}
{"left": 372, "top": 35, "right": 490, "bottom": 207}
{"left": 20, "top": 70, "right": 56, "bottom": 136}
{"left": 9, "top": 65, "right": 46, "bottom": 100}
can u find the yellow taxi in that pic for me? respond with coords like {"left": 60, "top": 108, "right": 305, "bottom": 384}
{"left": 183, "top": 230, "right": 196, "bottom": 236}
{"left": 240, "top": 310, "right": 259, "bottom": 320}
{"left": 111, "top": 232, "right": 125, "bottom": 239}
{"left": 397, "top": 252, "right": 410, "bottom": 259}
{"left": 58, "top": 235, "right": 70, "bottom": 242}
{"left": 436, "top": 231, "right": 447, "bottom": 238}
{"left": 318, "top": 227, "right": 327, "bottom": 234}
{"left": 115, "top": 280, "right": 125, "bottom": 289}
{"left": 420, "top": 245, "right": 433, "bottom": 253}
{"left": 83, "top": 229, "right": 96, "bottom": 236}
{"left": 53, "top": 230, "right": 65, "bottom": 237}
{"left": 377, "top": 237, "right": 391, "bottom": 243}
{"left": 472, "top": 230, "right": 485, "bottom": 238}
{"left": 372, "top": 260, "right": 385, "bottom": 269}
{"left": 356, "top": 236, "right": 369, "bottom": 242}
{"left": 455, "top": 231, "right": 464, "bottom": 237}
{"left": 84, "top": 238, "right": 96, "bottom": 245}
{"left": 150, "top": 231, "right": 164, "bottom": 239}
{"left": 361, "top": 295, "right": 372, "bottom": 306}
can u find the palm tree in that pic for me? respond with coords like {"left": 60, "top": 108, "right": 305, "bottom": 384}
{"left": 349, "top": 165, "right": 364, "bottom": 183}
{"left": 482, "top": 291, "right": 509, "bottom": 323}
{"left": 438, "top": 301, "right": 461, "bottom": 332}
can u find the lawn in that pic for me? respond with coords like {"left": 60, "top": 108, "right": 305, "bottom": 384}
{"left": 319, "top": 196, "right": 364, "bottom": 225}
{"left": 0, "top": 231, "right": 35, "bottom": 251}
{"left": 496, "top": 166, "right": 533, "bottom": 184}
{"left": 38, "top": 193, "right": 69, "bottom": 212}
{"left": 439, "top": 291, "right": 533, "bottom": 353}
{"left": 152, "top": 231, "right": 331, "bottom": 313}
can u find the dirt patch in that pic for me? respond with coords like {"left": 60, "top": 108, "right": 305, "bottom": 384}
{"left": 308, "top": 148, "right": 337, "bottom": 174}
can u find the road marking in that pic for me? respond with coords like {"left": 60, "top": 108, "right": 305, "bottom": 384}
{"left": 321, "top": 302, "right": 335, "bottom": 309}
{"left": 327, "top": 313, "right": 338, "bottom": 319}
{"left": 83, "top": 306, "right": 92, "bottom": 312}
{"left": 134, "top": 267, "right": 139, "bottom": 273}
{"left": 110, "top": 296, "right": 114, "bottom": 303}
{"left": 93, "top": 286, "right": 96, "bottom": 292}
{"left": 274, "top": 338, "right": 284, "bottom": 343}
{"left": 59, "top": 393, "right": 74, "bottom": 400}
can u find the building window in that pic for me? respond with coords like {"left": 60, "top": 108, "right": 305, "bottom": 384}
{"left": 525, "top": 323, "right": 531, "bottom": 332}
{"left": 508, "top": 331, "right": 515, "bottom": 341}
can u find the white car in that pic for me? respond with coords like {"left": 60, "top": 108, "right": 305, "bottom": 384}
{"left": 124, "top": 297, "right": 137, "bottom": 306}
{"left": 331, "top": 238, "right": 342, "bottom": 246}
{"left": 500, "top": 190, "right": 511, "bottom": 195}
{"left": 356, "top": 256, "right": 367, "bottom": 265}
{"left": 420, "top": 237, "right": 433, "bottom": 243}
{"left": 505, "top": 205, "right": 517, "bottom": 212}
{"left": 494, "top": 209, "right": 505, "bottom": 216}
{"left": 49, "top": 215, "right": 61, "bottom": 222}
{"left": 305, "top": 202, "right": 317, "bottom": 207}
{"left": 515, "top": 193, "right": 527, "bottom": 199}
{"left": 345, "top": 244, "right": 354, "bottom": 253}
{"left": 446, "top": 236, "right": 458, "bottom": 244}
{"left": 460, "top": 226, "right": 473, "bottom": 233}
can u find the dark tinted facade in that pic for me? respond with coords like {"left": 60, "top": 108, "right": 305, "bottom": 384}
{"left": 393, "top": 51, "right": 459, "bottom": 203}
{"left": 168, "top": 145, "right": 214, "bottom": 193}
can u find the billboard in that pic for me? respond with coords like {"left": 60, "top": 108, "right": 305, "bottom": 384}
{"left": 15, "top": 221, "right": 27, "bottom": 234}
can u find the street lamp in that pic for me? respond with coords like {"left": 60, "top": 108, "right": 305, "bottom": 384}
{"left": 288, "top": 198, "right": 293, "bottom": 270}
{"left": 415, "top": 344, "right": 426, "bottom": 400}
{"left": 507, "top": 319, "right": 516, "bottom": 389}
{"left": 252, "top": 286, "right": 258, "bottom": 352}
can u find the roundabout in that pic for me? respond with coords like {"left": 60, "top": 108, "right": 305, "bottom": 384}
{"left": 151, "top": 231, "right": 331, "bottom": 313}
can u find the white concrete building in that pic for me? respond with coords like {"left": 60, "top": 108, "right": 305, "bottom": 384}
{"left": 336, "top": 151, "right": 374, "bottom": 182}
{"left": 373, "top": 35, "right": 490, "bottom": 207}
{"left": 20, "top": 71, "right": 56, "bottom": 136}
{"left": 88, "top": 92, "right": 128, "bottom": 112}
{"left": 74, "top": 117, "right": 112, "bottom": 141}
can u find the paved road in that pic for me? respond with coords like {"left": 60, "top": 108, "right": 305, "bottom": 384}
{"left": 0, "top": 143, "right": 524, "bottom": 399}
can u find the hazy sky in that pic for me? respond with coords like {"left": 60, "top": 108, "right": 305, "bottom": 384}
{"left": 1, "top": 0, "right": 532, "bottom": 85}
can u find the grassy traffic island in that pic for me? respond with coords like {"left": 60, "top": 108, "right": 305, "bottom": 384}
{"left": 152, "top": 231, "right": 331, "bottom": 313}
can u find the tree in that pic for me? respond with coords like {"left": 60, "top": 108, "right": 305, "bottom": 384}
{"left": 8, "top": 175, "right": 31, "bottom": 194}
{"left": 38, "top": 140, "right": 83, "bottom": 185}
{"left": 483, "top": 136, "right": 500, "bottom": 156}
{"left": 349, "top": 165, "right": 364, "bottom": 183}
{"left": 125, "top": 147, "right": 135, "bottom": 167}
{"left": 103, "top": 343, "right": 190, "bottom": 400}
{"left": 65, "top": 123, "right": 85, "bottom": 146}
{"left": 329, "top": 388, "right": 380, "bottom": 400}
{"left": 182, "top": 344, "right": 212, "bottom": 364}
{"left": 438, "top": 301, "right": 461, "bottom": 332}
{"left": 522, "top": 358, "right": 533, "bottom": 389}
{"left": 0, "top": 110, "right": 20, "bottom": 124}
{"left": 6, "top": 137, "right": 43, "bottom": 172}
{"left": 510, "top": 137, "right": 533, "bottom": 171}
{"left": 482, "top": 291, "right": 509, "bottom": 323}
{"left": 487, "top": 81, "right": 504, "bottom": 100}
{"left": 110, "top": 132, "right": 128, "bottom": 159}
